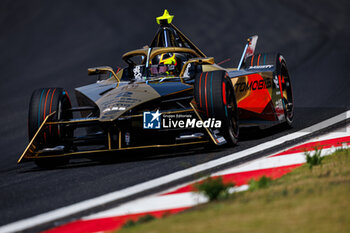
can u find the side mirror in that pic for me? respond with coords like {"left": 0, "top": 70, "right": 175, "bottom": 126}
{"left": 87, "top": 66, "right": 120, "bottom": 83}
{"left": 180, "top": 57, "right": 215, "bottom": 78}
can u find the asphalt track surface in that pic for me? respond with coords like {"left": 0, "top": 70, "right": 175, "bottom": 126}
{"left": 0, "top": 0, "right": 349, "bottom": 231}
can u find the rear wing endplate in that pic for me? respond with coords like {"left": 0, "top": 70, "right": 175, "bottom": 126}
{"left": 237, "top": 35, "right": 258, "bottom": 70}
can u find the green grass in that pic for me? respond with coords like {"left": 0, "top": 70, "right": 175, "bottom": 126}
{"left": 305, "top": 147, "right": 324, "bottom": 169}
{"left": 117, "top": 150, "right": 350, "bottom": 233}
{"left": 194, "top": 176, "right": 234, "bottom": 201}
{"left": 248, "top": 175, "right": 273, "bottom": 191}
{"left": 122, "top": 215, "right": 156, "bottom": 229}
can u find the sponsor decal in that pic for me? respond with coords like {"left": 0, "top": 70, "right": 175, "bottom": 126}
{"left": 100, "top": 92, "right": 142, "bottom": 113}
{"left": 279, "top": 55, "right": 284, "bottom": 63}
{"left": 248, "top": 65, "right": 274, "bottom": 69}
{"left": 143, "top": 110, "right": 162, "bottom": 129}
{"left": 235, "top": 79, "right": 272, "bottom": 92}
{"left": 115, "top": 92, "right": 140, "bottom": 104}
{"left": 125, "top": 132, "right": 130, "bottom": 146}
{"left": 121, "top": 83, "right": 139, "bottom": 90}
{"left": 183, "top": 63, "right": 191, "bottom": 78}
{"left": 163, "top": 117, "right": 221, "bottom": 128}
{"left": 275, "top": 99, "right": 285, "bottom": 120}
{"left": 216, "top": 136, "right": 226, "bottom": 144}
{"left": 69, "top": 117, "right": 97, "bottom": 122}
{"left": 273, "top": 75, "right": 280, "bottom": 88}
{"left": 115, "top": 92, "right": 132, "bottom": 98}
{"left": 133, "top": 65, "right": 143, "bottom": 80}
{"left": 143, "top": 111, "right": 222, "bottom": 129}
{"left": 244, "top": 35, "right": 258, "bottom": 59}
{"left": 103, "top": 106, "right": 126, "bottom": 112}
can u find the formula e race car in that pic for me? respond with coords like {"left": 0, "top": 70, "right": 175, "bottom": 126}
{"left": 18, "top": 10, "right": 293, "bottom": 167}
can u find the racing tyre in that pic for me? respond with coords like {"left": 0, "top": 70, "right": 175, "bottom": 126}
{"left": 194, "top": 70, "right": 239, "bottom": 145}
{"left": 28, "top": 88, "right": 72, "bottom": 168}
{"left": 244, "top": 53, "right": 294, "bottom": 127}
{"left": 279, "top": 56, "right": 294, "bottom": 127}
{"left": 244, "top": 52, "right": 277, "bottom": 68}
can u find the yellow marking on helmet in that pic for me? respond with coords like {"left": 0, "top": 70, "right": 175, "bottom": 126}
{"left": 159, "top": 53, "right": 177, "bottom": 65}
{"left": 156, "top": 9, "right": 174, "bottom": 25}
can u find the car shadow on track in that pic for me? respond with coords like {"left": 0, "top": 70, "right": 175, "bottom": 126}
{"left": 18, "top": 123, "right": 291, "bottom": 173}
{"left": 239, "top": 123, "right": 291, "bottom": 141}
{"left": 17, "top": 145, "right": 214, "bottom": 173}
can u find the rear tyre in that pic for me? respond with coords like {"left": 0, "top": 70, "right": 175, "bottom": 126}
{"left": 279, "top": 56, "right": 294, "bottom": 127}
{"left": 244, "top": 53, "right": 294, "bottom": 127}
{"left": 28, "top": 88, "right": 72, "bottom": 168}
{"left": 194, "top": 70, "right": 239, "bottom": 145}
{"left": 243, "top": 52, "right": 277, "bottom": 68}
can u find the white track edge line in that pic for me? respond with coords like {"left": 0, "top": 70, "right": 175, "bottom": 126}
{"left": 0, "top": 110, "right": 349, "bottom": 233}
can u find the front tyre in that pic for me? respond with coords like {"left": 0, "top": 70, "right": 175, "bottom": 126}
{"left": 194, "top": 70, "right": 239, "bottom": 145}
{"left": 28, "top": 88, "right": 72, "bottom": 168}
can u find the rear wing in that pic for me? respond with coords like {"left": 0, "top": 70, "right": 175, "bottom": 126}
{"left": 237, "top": 35, "right": 258, "bottom": 70}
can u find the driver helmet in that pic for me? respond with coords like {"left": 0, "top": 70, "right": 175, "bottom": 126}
{"left": 158, "top": 53, "right": 178, "bottom": 66}
{"left": 151, "top": 53, "right": 182, "bottom": 75}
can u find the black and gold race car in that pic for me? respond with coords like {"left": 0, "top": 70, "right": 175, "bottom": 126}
{"left": 19, "top": 10, "right": 293, "bottom": 167}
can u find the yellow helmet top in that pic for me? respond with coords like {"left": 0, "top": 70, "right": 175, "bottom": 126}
{"left": 159, "top": 53, "right": 177, "bottom": 66}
